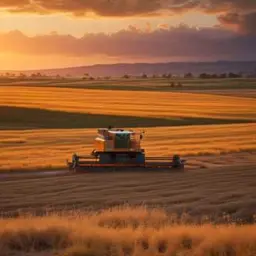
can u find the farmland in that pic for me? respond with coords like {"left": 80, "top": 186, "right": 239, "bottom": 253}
{"left": 0, "top": 79, "right": 255, "bottom": 171}
{"left": 0, "top": 78, "right": 256, "bottom": 256}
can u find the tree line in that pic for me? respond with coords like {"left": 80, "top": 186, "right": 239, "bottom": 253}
{"left": 0, "top": 71, "right": 254, "bottom": 80}
{"left": 122, "top": 72, "right": 246, "bottom": 79}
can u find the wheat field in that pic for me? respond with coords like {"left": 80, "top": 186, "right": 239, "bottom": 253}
{"left": 0, "top": 85, "right": 255, "bottom": 171}
{"left": 1, "top": 86, "right": 255, "bottom": 120}
{"left": 1, "top": 83, "right": 256, "bottom": 256}
{"left": 0, "top": 123, "right": 255, "bottom": 171}
{"left": 0, "top": 82, "right": 256, "bottom": 255}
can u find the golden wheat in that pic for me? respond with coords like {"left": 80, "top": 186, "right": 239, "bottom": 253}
{"left": 0, "top": 207, "right": 255, "bottom": 256}
{"left": 1, "top": 86, "right": 255, "bottom": 120}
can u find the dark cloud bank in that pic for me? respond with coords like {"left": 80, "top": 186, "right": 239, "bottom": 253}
{"left": 1, "top": 0, "right": 256, "bottom": 34}
{"left": 1, "top": 26, "right": 256, "bottom": 61}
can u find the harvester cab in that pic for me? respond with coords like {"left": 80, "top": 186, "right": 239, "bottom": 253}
{"left": 91, "top": 128, "right": 146, "bottom": 165}
{"left": 67, "top": 127, "right": 186, "bottom": 172}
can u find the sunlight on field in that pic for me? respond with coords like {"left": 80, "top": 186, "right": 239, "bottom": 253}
{"left": 0, "top": 123, "right": 255, "bottom": 171}
{"left": 0, "top": 207, "right": 255, "bottom": 256}
{"left": 0, "top": 86, "right": 255, "bottom": 120}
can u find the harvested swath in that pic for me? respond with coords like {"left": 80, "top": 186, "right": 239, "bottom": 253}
{"left": 0, "top": 165, "right": 255, "bottom": 223}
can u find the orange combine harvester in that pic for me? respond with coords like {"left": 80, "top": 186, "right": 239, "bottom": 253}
{"left": 67, "top": 127, "right": 186, "bottom": 172}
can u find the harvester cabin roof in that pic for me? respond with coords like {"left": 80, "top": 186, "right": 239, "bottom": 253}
{"left": 108, "top": 130, "right": 134, "bottom": 135}
{"left": 97, "top": 128, "right": 135, "bottom": 135}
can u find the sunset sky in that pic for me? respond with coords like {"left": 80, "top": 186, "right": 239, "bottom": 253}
{"left": 0, "top": 0, "right": 256, "bottom": 70}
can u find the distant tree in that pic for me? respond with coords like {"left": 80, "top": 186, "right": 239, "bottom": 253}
{"left": 89, "top": 76, "right": 95, "bottom": 80}
{"left": 199, "top": 73, "right": 212, "bottom": 79}
{"left": 29, "top": 72, "right": 42, "bottom": 78}
{"left": 170, "top": 82, "right": 175, "bottom": 87}
{"left": 219, "top": 73, "right": 227, "bottom": 79}
{"left": 184, "top": 72, "right": 193, "bottom": 78}
{"left": 199, "top": 73, "right": 205, "bottom": 79}
{"left": 141, "top": 73, "right": 148, "bottom": 79}
{"left": 228, "top": 72, "right": 242, "bottom": 78}
{"left": 123, "top": 74, "right": 130, "bottom": 79}
{"left": 82, "top": 73, "right": 90, "bottom": 80}
{"left": 162, "top": 73, "right": 172, "bottom": 79}
{"left": 19, "top": 73, "right": 26, "bottom": 79}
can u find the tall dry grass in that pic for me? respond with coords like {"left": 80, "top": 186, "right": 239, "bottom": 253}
{"left": 0, "top": 207, "right": 255, "bottom": 256}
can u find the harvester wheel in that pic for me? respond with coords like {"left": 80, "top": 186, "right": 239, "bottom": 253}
{"left": 70, "top": 153, "right": 79, "bottom": 173}
{"left": 172, "top": 155, "right": 186, "bottom": 170}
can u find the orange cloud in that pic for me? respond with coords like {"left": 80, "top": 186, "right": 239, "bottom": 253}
{"left": 158, "top": 23, "right": 169, "bottom": 30}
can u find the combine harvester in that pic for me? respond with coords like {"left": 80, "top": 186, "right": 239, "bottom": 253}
{"left": 67, "top": 127, "right": 186, "bottom": 172}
